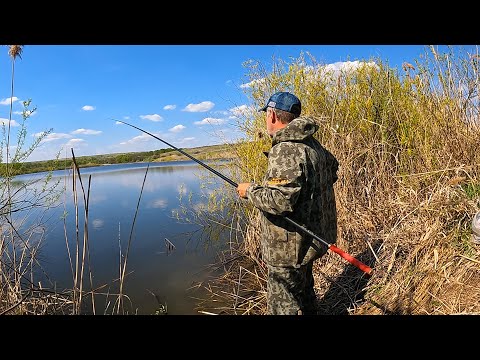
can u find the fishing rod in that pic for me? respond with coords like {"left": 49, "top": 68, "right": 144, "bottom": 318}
{"left": 116, "top": 120, "right": 236, "bottom": 187}
{"left": 116, "top": 120, "right": 373, "bottom": 276}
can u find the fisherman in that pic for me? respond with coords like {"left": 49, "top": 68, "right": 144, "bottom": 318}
{"left": 237, "top": 91, "right": 339, "bottom": 315}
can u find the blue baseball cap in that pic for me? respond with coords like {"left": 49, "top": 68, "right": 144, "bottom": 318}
{"left": 259, "top": 91, "right": 301, "bottom": 116}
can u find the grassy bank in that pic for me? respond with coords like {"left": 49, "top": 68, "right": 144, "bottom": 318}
{"left": 193, "top": 46, "right": 480, "bottom": 315}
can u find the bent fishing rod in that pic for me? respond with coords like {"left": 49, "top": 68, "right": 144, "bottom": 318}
{"left": 116, "top": 120, "right": 373, "bottom": 276}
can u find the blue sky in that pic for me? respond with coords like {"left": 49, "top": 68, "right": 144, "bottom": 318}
{"left": 0, "top": 45, "right": 428, "bottom": 162}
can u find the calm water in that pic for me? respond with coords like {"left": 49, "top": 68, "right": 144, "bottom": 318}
{"left": 13, "top": 160, "right": 232, "bottom": 315}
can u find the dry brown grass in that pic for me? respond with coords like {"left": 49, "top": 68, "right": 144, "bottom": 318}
{"left": 192, "top": 46, "right": 480, "bottom": 315}
{"left": 353, "top": 179, "right": 480, "bottom": 315}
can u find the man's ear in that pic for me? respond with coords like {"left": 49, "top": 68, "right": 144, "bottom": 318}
{"left": 270, "top": 109, "right": 276, "bottom": 123}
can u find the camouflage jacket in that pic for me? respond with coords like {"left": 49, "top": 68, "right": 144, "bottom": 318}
{"left": 246, "top": 116, "right": 339, "bottom": 267}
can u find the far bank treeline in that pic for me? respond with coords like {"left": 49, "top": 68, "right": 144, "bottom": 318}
{"left": 1, "top": 143, "right": 234, "bottom": 176}
{"left": 1, "top": 148, "right": 177, "bottom": 176}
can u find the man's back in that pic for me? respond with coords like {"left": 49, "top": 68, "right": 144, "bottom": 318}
{"left": 249, "top": 116, "right": 339, "bottom": 266}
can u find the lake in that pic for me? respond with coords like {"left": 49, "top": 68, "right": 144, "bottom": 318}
{"left": 11, "top": 160, "right": 233, "bottom": 315}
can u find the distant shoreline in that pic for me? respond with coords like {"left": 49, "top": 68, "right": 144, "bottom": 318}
{"left": 13, "top": 158, "right": 234, "bottom": 180}
{"left": 7, "top": 144, "right": 236, "bottom": 176}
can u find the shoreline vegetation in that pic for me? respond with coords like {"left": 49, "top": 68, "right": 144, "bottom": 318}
{"left": 4, "top": 143, "right": 236, "bottom": 176}
{"left": 189, "top": 47, "right": 480, "bottom": 315}
{"left": 2, "top": 46, "right": 480, "bottom": 315}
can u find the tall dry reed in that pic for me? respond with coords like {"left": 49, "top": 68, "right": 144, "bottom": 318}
{"left": 197, "top": 46, "right": 480, "bottom": 315}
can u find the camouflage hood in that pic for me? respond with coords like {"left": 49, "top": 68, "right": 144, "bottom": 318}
{"left": 246, "top": 114, "right": 338, "bottom": 267}
{"left": 272, "top": 117, "right": 319, "bottom": 145}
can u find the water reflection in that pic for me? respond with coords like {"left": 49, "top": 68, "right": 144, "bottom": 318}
{"left": 13, "top": 160, "right": 232, "bottom": 315}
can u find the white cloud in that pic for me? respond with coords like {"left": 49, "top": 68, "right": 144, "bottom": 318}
{"left": 302, "top": 61, "right": 379, "bottom": 83}
{"left": 182, "top": 101, "right": 214, "bottom": 112}
{"left": 240, "top": 78, "right": 266, "bottom": 89}
{"left": 322, "top": 60, "right": 378, "bottom": 74}
{"left": 66, "top": 139, "right": 86, "bottom": 146}
{"left": 92, "top": 219, "right": 104, "bottom": 230}
{"left": 194, "top": 117, "right": 226, "bottom": 126}
{"left": 169, "top": 124, "right": 186, "bottom": 133}
{"left": 0, "top": 118, "right": 19, "bottom": 126}
{"left": 35, "top": 132, "right": 72, "bottom": 142}
{"left": 140, "top": 114, "right": 163, "bottom": 122}
{"left": 240, "top": 61, "right": 379, "bottom": 90}
{"left": 62, "top": 139, "right": 87, "bottom": 155}
{"left": 0, "top": 97, "right": 19, "bottom": 105}
{"left": 151, "top": 199, "right": 168, "bottom": 209}
{"left": 214, "top": 110, "right": 230, "bottom": 116}
{"left": 14, "top": 109, "right": 36, "bottom": 118}
{"left": 82, "top": 105, "right": 95, "bottom": 111}
{"left": 71, "top": 128, "right": 102, "bottom": 135}
{"left": 164, "top": 104, "right": 176, "bottom": 110}
{"left": 115, "top": 121, "right": 123, "bottom": 125}
{"left": 176, "top": 137, "right": 195, "bottom": 145}
{"left": 120, "top": 133, "right": 156, "bottom": 145}
{"left": 229, "top": 105, "right": 251, "bottom": 118}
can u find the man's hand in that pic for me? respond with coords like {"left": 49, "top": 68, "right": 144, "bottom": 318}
{"left": 237, "top": 182, "right": 251, "bottom": 198}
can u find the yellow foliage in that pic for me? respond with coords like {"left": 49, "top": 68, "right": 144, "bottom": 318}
{"left": 225, "top": 46, "right": 480, "bottom": 315}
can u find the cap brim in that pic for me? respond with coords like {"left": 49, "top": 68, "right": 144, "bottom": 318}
{"left": 258, "top": 105, "right": 268, "bottom": 112}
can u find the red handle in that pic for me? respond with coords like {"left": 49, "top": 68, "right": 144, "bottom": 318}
{"left": 329, "top": 244, "right": 373, "bottom": 276}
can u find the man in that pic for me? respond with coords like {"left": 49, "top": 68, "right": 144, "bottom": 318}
{"left": 237, "top": 91, "right": 339, "bottom": 315}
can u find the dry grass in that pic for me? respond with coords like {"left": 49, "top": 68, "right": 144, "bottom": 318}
{"left": 3, "top": 45, "right": 480, "bottom": 316}
{"left": 192, "top": 46, "right": 480, "bottom": 315}
{"left": 353, "top": 181, "right": 480, "bottom": 315}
